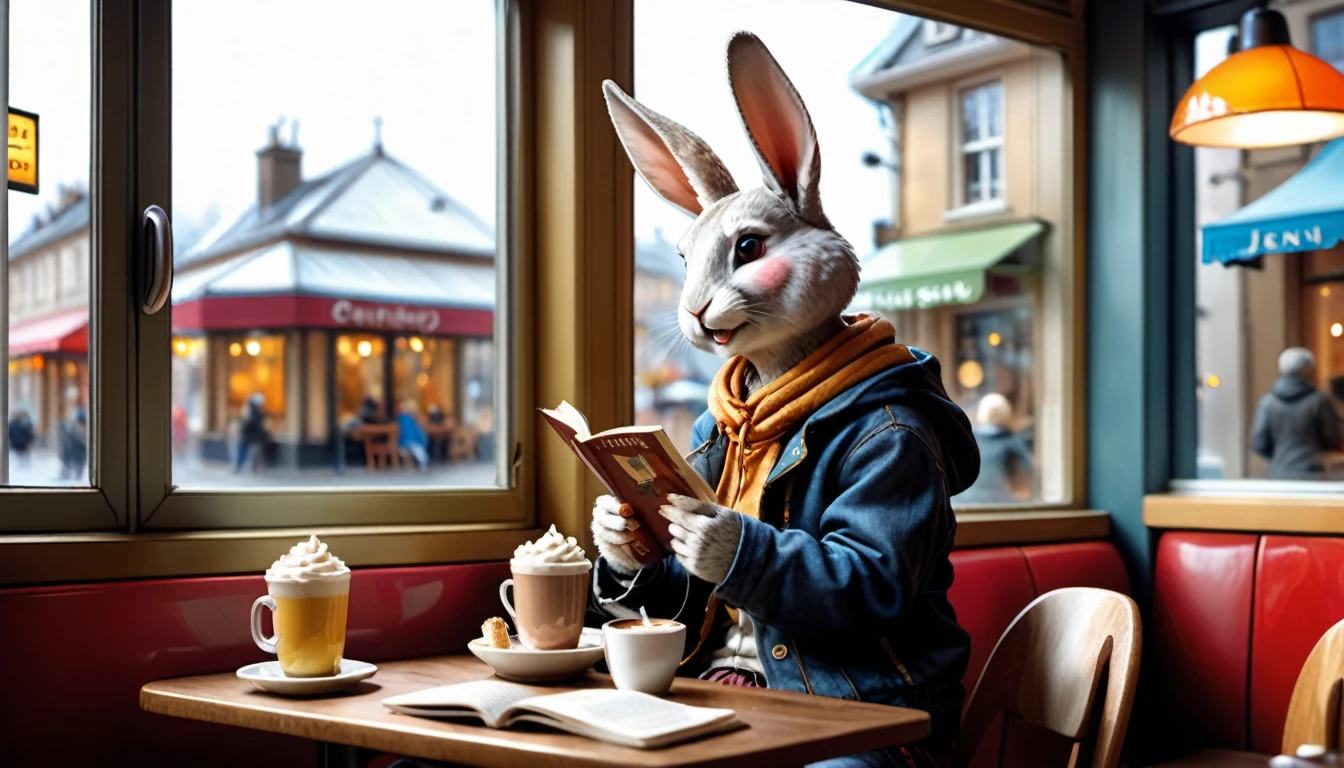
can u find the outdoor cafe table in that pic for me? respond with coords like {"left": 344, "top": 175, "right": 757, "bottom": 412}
{"left": 140, "top": 654, "right": 931, "bottom": 768}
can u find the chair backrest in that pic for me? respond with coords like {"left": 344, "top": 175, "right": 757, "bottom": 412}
{"left": 956, "top": 587, "right": 1142, "bottom": 768}
{"left": 1282, "top": 618, "right": 1344, "bottom": 755}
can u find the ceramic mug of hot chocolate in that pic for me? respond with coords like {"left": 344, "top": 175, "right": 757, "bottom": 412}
{"left": 500, "top": 526, "right": 591, "bottom": 651}
{"left": 601, "top": 618, "right": 686, "bottom": 695}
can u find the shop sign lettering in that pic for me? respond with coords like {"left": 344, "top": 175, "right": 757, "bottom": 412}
{"left": 855, "top": 280, "right": 977, "bottom": 310}
{"left": 1241, "top": 225, "right": 1323, "bottom": 256}
{"left": 330, "top": 299, "right": 441, "bottom": 333}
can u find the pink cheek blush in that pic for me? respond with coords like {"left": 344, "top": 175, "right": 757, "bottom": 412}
{"left": 751, "top": 258, "right": 793, "bottom": 293}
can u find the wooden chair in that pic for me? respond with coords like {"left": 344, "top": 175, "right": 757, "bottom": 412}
{"left": 957, "top": 587, "right": 1142, "bottom": 768}
{"left": 355, "top": 423, "right": 399, "bottom": 470}
{"left": 1282, "top": 617, "right": 1344, "bottom": 756}
{"left": 1151, "top": 619, "right": 1344, "bottom": 767}
{"left": 448, "top": 424, "right": 479, "bottom": 463}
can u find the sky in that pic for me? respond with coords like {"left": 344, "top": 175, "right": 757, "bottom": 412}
{"left": 5, "top": 0, "right": 900, "bottom": 258}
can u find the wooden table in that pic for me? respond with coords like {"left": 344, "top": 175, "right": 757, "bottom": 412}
{"left": 141, "top": 654, "right": 930, "bottom": 768}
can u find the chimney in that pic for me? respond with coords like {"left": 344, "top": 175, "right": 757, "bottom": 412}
{"left": 256, "top": 118, "right": 302, "bottom": 209}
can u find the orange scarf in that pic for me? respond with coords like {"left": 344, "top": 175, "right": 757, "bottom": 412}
{"left": 684, "top": 314, "right": 915, "bottom": 664}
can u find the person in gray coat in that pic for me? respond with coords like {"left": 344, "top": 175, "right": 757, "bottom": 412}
{"left": 1252, "top": 347, "right": 1343, "bottom": 479}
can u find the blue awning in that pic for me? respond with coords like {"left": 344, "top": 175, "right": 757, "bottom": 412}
{"left": 1203, "top": 138, "right": 1344, "bottom": 265}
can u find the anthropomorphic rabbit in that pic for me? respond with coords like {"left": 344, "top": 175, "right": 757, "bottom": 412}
{"left": 588, "top": 32, "right": 979, "bottom": 767}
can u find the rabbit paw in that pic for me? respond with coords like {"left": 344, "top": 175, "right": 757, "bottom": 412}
{"left": 591, "top": 495, "right": 644, "bottom": 575}
{"left": 658, "top": 495, "right": 742, "bottom": 585}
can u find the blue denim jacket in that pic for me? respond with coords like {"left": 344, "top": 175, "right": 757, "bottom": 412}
{"left": 590, "top": 348, "right": 978, "bottom": 744}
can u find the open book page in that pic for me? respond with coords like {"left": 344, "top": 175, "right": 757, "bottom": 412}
{"left": 382, "top": 680, "right": 541, "bottom": 727}
{"left": 538, "top": 401, "right": 591, "bottom": 443}
{"left": 509, "top": 689, "right": 740, "bottom": 749}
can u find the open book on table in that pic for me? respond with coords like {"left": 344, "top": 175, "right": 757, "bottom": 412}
{"left": 539, "top": 401, "right": 718, "bottom": 566}
{"left": 382, "top": 679, "right": 742, "bottom": 749}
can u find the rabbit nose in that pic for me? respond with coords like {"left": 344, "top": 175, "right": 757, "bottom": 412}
{"left": 687, "top": 299, "right": 712, "bottom": 318}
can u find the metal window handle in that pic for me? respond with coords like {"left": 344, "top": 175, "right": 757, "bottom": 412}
{"left": 141, "top": 205, "right": 173, "bottom": 315}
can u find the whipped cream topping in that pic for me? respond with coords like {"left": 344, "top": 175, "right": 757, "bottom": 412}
{"left": 512, "top": 525, "right": 588, "bottom": 567}
{"left": 266, "top": 535, "right": 350, "bottom": 583}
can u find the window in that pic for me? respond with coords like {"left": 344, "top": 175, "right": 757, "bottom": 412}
{"left": 5, "top": 0, "right": 93, "bottom": 490}
{"left": 1189, "top": 22, "right": 1344, "bottom": 488}
{"left": 631, "top": 2, "right": 1075, "bottom": 507}
{"left": 958, "top": 82, "right": 1004, "bottom": 207}
{"left": 1315, "top": 9, "right": 1344, "bottom": 72}
{"left": 157, "top": 0, "right": 507, "bottom": 508}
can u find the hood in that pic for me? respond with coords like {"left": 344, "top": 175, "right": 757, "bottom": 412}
{"left": 1271, "top": 375, "right": 1317, "bottom": 402}
{"left": 812, "top": 347, "right": 981, "bottom": 496}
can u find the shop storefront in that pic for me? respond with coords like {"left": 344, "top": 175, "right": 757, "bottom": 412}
{"left": 168, "top": 141, "right": 498, "bottom": 468}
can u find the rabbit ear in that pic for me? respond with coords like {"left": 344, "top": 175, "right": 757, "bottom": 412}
{"left": 602, "top": 80, "right": 738, "bottom": 217}
{"left": 726, "top": 32, "right": 827, "bottom": 227}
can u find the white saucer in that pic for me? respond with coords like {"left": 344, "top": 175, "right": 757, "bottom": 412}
{"left": 237, "top": 659, "right": 378, "bottom": 695}
{"left": 467, "top": 627, "right": 605, "bottom": 683}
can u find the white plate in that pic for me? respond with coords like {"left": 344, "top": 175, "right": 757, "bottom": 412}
{"left": 237, "top": 659, "right": 378, "bottom": 695}
{"left": 467, "top": 627, "right": 605, "bottom": 683}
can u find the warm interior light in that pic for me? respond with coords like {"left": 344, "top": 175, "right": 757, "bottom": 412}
{"left": 1170, "top": 7, "right": 1344, "bottom": 149}
{"left": 416, "top": 371, "right": 430, "bottom": 387}
{"left": 956, "top": 360, "right": 984, "bottom": 389}
{"left": 1332, "top": 322, "right": 1343, "bottom": 338}
{"left": 32, "top": 354, "right": 44, "bottom": 371}
{"left": 1206, "top": 374, "right": 1221, "bottom": 389}
{"left": 357, "top": 340, "right": 373, "bottom": 358}
{"left": 337, "top": 337, "right": 352, "bottom": 356}
{"left": 1323, "top": 286, "right": 1333, "bottom": 297}
{"left": 987, "top": 332, "right": 1002, "bottom": 347}
{"left": 245, "top": 340, "right": 262, "bottom": 357}
{"left": 409, "top": 336, "right": 425, "bottom": 353}
{"left": 173, "top": 339, "right": 189, "bottom": 357}
{"left": 63, "top": 361, "right": 77, "bottom": 377}
{"left": 229, "top": 342, "right": 242, "bottom": 357}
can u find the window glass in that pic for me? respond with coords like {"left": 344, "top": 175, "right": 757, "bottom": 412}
{"left": 168, "top": 0, "right": 501, "bottom": 488}
{"left": 1315, "top": 9, "right": 1344, "bottom": 72}
{"left": 960, "top": 82, "right": 1005, "bottom": 205}
{"left": 1192, "top": 23, "right": 1344, "bottom": 484}
{"left": 5, "top": 0, "right": 92, "bottom": 487}
{"left": 631, "top": 4, "right": 1072, "bottom": 505}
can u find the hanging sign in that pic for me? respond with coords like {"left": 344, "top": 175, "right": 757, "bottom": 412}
{"left": 8, "top": 107, "right": 37, "bottom": 194}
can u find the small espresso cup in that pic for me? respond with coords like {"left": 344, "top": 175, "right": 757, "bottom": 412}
{"left": 602, "top": 618, "right": 686, "bottom": 695}
{"left": 251, "top": 575, "right": 350, "bottom": 677}
{"left": 499, "top": 559, "right": 591, "bottom": 651}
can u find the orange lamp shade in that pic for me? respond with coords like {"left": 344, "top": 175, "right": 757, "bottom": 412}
{"left": 1170, "top": 45, "right": 1344, "bottom": 149}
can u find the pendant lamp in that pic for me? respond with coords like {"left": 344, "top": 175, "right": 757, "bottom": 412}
{"left": 1170, "top": 1, "right": 1344, "bottom": 149}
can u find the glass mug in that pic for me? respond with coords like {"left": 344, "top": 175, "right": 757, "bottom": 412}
{"left": 250, "top": 577, "right": 350, "bottom": 677}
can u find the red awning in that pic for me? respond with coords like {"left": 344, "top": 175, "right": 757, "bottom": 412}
{"left": 8, "top": 309, "right": 89, "bottom": 356}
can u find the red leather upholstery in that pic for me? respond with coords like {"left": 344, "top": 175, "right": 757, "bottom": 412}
{"left": 0, "top": 562, "right": 509, "bottom": 767}
{"left": 948, "top": 543, "right": 1132, "bottom": 768}
{"left": 948, "top": 548, "right": 1037, "bottom": 692}
{"left": 1021, "top": 541, "right": 1132, "bottom": 596}
{"left": 1152, "top": 532, "right": 1257, "bottom": 751}
{"left": 1250, "top": 536, "right": 1344, "bottom": 755}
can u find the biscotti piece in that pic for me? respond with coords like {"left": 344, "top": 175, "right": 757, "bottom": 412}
{"left": 481, "top": 616, "right": 511, "bottom": 649}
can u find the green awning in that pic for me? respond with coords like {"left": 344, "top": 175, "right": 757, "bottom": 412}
{"left": 853, "top": 220, "right": 1045, "bottom": 311}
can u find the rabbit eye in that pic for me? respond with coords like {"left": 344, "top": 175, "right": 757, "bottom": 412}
{"left": 735, "top": 235, "right": 765, "bottom": 263}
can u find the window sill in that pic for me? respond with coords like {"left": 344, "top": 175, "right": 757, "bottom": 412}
{"left": 953, "top": 508, "right": 1109, "bottom": 548}
{"left": 0, "top": 523, "right": 539, "bottom": 586}
{"left": 1144, "top": 492, "right": 1344, "bottom": 535}
{"left": 942, "top": 199, "right": 1011, "bottom": 223}
{"left": 0, "top": 509, "right": 1111, "bottom": 585}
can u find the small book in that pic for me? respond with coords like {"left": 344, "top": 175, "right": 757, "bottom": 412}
{"left": 539, "top": 401, "right": 718, "bottom": 566}
{"left": 382, "top": 680, "right": 742, "bottom": 749}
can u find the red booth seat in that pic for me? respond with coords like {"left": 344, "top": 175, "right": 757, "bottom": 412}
{"left": 0, "top": 541, "right": 1129, "bottom": 767}
{"left": 1152, "top": 532, "right": 1344, "bottom": 758}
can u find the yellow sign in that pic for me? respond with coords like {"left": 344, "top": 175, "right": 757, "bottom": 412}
{"left": 8, "top": 108, "right": 37, "bottom": 194}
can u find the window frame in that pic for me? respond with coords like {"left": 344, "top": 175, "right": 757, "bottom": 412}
{"left": 0, "top": 0, "right": 132, "bottom": 532}
{"left": 130, "top": 0, "right": 535, "bottom": 531}
{"left": 2, "top": 0, "right": 1089, "bottom": 584}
